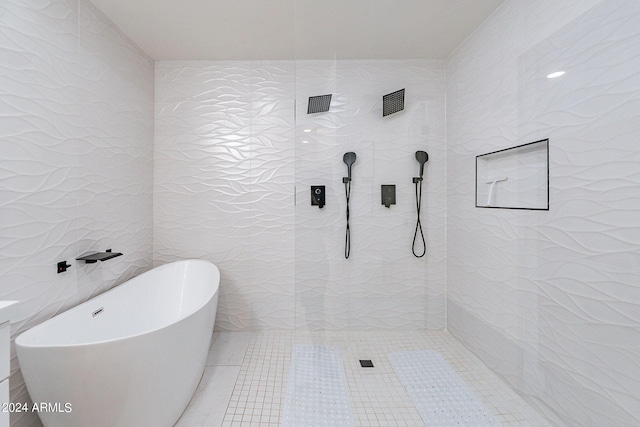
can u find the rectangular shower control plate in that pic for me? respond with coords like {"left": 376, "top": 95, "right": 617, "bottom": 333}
{"left": 311, "top": 186, "right": 325, "bottom": 208}
{"left": 381, "top": 185, "right": 396, "bottom": 207}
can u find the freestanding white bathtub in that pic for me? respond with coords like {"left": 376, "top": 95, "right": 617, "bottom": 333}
{"left": 15, "top": 259, "right": 219, "bottom": 427}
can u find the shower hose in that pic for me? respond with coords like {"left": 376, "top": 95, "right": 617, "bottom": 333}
{"left": 344, "top": 178, "right": 352, "bottom": 259}
{"left": 412, "top": 178, "right": 426, "bottom": 257}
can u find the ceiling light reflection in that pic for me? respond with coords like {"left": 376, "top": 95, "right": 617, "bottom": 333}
{"left": 546, "top": 71, "right": 566, "bottom": 79}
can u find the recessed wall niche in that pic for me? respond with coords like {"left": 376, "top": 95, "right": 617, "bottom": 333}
{"left": 475, "top": 139, "right": 549, "bottom": 210}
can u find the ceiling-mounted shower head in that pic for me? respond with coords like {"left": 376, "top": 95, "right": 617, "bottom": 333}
{"left": 307, "top": 94, "right": 332, "bottom": 114}
{"left": 415, "top": 150, "right": 429, "bottom": 178}
{"left": 343, "top": 152, "right": 357, "bottom": 180}
{"left": 383, "top": 88, "right": 405, "bottom": 117}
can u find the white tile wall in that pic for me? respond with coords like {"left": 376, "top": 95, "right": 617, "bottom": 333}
{"left": 294, "top": 60, "right": 446, "bottom": 331}
{"left": 0, "top": 1, "right": 154, "bottom": 426}
{"left": 154, "top": 59, "right": 446, "bottom": 331}
{"left": 446, "top": 0, "right": 640, "bottom": 425}
{"left": 154, "top": 61, "right": 297, "bottom": 331}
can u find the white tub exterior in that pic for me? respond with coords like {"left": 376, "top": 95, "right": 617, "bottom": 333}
{"left": 15, "top": 259, "right": 219, "bottom": 427}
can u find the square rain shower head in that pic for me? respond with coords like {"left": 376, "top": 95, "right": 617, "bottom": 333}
{"left": 307, "top": 94, "right": 332, "bottom": 114}
{"left": 383, "top": 89, "right": 405, "bottom": 116}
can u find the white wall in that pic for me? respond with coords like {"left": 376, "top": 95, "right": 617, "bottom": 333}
{"left": 0, "top": 1, "right": 154, "bottom": 425}
{"left": 154, "top": 59, "right": 446, "bottom": 331}
{"left": 154, "top": 61, "right": 297, "bottom": 330}
{"left": 446, "top": 0, "right": 640, "bottom": 425}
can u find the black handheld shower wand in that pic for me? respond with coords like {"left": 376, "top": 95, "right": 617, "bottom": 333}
{"left": 343, "top": 152, "right": 356, "bottom": 182}
{"left": 415, "top": 151, "right": 428, "bottom": 181}
{"left": 413, "top": 150, "right": 429, "bottom": 257}
{"left": 343, "top": 152, "right": 356, "bottom": 259}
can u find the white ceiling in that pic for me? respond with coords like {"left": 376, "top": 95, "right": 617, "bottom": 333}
{"left": 89, "top": 0, "right": 505, "bottom": 61}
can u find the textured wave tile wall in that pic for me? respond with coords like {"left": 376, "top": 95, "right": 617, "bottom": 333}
{"left": 0, "top": 1, "right": 154, "bottom": 425}
{"left": 154, "top": 59, "right": 446, "bottom": 331}
{"left": 154, "top": 61, "right": 296, "bottom": 330}
{"left": 293, "top": 60, "right": 446, "bottom": 330}
{"left": 446, "top": 0, "right": 640, "bottom": 426}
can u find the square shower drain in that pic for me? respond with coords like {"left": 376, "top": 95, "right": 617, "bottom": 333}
{"left": 359, "top": 360, "right": 374, "bottom": 368}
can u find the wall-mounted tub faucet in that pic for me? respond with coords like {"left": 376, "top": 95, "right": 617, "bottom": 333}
{"left": 76, "top": 249, "right": 123, "bottom": 264}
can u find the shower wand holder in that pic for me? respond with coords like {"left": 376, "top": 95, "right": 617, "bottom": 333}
{"left": 413, "top": 177, "right": 423, "bottom": 183}
{"left": 342, "top": 177, "right": 351, "bottom": 183}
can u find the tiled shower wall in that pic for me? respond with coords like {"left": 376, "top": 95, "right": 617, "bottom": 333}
{"left": 446, "top": 0, "right": 640, "bottom": 426}
{"left": 0, "top": 1, "right": 154, "bottom": 426}
{"left": 154, "top": 61, "right": 297, "bottom": 330}
{"left": 154, "top": 60, "right": 446, "bottom": 331}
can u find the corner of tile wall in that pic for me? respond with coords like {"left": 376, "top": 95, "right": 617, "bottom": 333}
{"left": 446, "top": 0, "right": 640, "bottom": 425}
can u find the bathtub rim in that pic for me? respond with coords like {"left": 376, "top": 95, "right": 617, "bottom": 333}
{"left": 15, "top": 259, "right": 219, "bottom": 349}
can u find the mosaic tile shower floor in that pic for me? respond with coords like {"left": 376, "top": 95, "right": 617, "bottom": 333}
{"left": 176, "top": 331, "right": 551, "bottom": 427}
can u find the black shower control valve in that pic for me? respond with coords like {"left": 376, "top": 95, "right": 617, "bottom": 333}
{"left": 57, "top": 261, "right": 71, "bottom": 274}
{"left": 381, "top": 185, "right": 396, "bottom": 208}
{"left": 311, "top": 186, "right": 325, "bottom": 209}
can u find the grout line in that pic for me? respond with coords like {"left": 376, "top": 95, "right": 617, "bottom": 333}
{"left": 207, "top": 331, "right": 551, "bottom": 427}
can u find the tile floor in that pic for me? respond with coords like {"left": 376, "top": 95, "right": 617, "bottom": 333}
{"left": 175, "top": 331, "right": 551, "bottom": 427}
